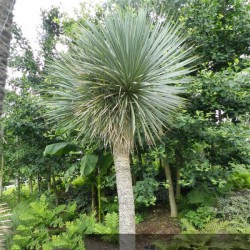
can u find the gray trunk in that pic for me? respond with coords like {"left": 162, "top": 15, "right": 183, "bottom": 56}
{"left": 162, "top": 158, "right": 178, "bottom": 217}
{"left": 0, "top": 0, "right": 14, "bottom": 116}
{"left": 113, "top": 147, "right": 135, "bottom": 250}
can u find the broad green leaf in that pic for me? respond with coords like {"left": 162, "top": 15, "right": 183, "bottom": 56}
{"left": 64, "top": 164, "right": 78, "bottom": 181}
{"left": 100, "top": 153, "right": 113, "bottom": 177}
{"left": 43, "top": 142, "right": 80, "bottom": 156}
{"left": 80, "top": 154, "right": 98, "bottom": 176}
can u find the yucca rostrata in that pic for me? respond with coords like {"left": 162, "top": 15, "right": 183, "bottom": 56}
{"left": 47, "top": 9, "right": 196, "bottom": 249}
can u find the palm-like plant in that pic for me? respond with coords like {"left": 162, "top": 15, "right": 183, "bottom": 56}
{"left": 47, "top": 9, "right": 196, "bottom": 249}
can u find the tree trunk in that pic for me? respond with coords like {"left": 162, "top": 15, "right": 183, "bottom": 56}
{"left": 29, "top": 176, "right": 33, "bottom": 194}
{"left": 17, "top": 174, "right": 21, "bottom": 204}
{"left": 37, "top": 174, "right": 41, "bottom": 192}
{"left": 48, "top": 176, "right": 51, "bottom": 192}
{"left": 218, "top": 109, "right": 223, "bottom": 123}
{"left": 113, "top": 146, "right": 135, "bottom": 250}
{"left": 130, "top": 153, "right": 136, "bottom": 185}
{"left": 52, "top": 173, "right": 59, "bottom": 206}
{"left": 97, "top": 174, "right": 102, "bottom": 222}
{"left": 47, "top": 165, "right": 51, "bottom": 192}
{"left": 176, "top": 165, "right": 181, "bottom": 201}
{"left": 0, "top": 154, "right": 4, "bottom": 197}
{"left": 0, "top": 0, "right": 14, "bottom": 116}
{"left": 91, "top": 184, "right": 96, "bottom": 214}
{"left": 162, "top": 158, "right": 178, "bottom": 217}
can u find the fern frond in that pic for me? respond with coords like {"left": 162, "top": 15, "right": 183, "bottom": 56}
{"left": 200, "top": 219, "right": 230, "bottom": 234}
{"left": 181, "top": 218, "right": 199, "bottom": 234}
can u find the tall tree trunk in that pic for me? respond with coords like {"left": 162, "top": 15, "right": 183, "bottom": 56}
{"left": 176, "top": 165, "right": 181, "bottom": 201}
{"left": 91, "top": 184, "right": 96, "bottom": 213}
{"left": 52, "top": 173, "right": 59, "bottom": 206}
{"left": 47, "top": 176, "right": 51, "bottom": 192}
{"left": 0, "top": 154, "right": 4, "bottom": 197}
{"left": 47, "top": 165, "right": 51, "bottom": 192}
{"left": 218, "top": 109, "right": 223, "bottom": 123}
{"left": 29, "top": 176, "right": 33, "bottom": 194}
{"left": 130, "top": 153, "right": 136, "bottom": 185}
{"left": 37, "top": 174, "right": 41, "bottom": 192}
{"left": 97, "top": 174, "right": 102, "bottom": 222}
{"left": 17, "top": 173, "right": 21, "bottom": 204}
{"left": 0, "top": 0, "right": 14, "bottom": 116}
{"left": 113, "top": 146, "right": 135, "bottom": 250}
{"left": 162, "top": 158, "right": 178, "bottom": 217}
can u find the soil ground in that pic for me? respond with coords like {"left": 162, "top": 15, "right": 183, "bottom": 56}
{"left": 85, "top": 206, "right": 180, "bottom": 250}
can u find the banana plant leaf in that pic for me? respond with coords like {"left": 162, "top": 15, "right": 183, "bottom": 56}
{"left": 43, "top": 142, "right": 80, "bottom": 156}
{"left": 80, "top": 153, "right": 98, "bottom": 176}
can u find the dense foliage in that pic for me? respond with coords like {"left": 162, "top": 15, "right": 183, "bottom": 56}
{"left": 1, "top": 0, "right": 249, "bottom": 249}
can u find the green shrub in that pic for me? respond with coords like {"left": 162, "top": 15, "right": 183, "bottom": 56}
{"left": 103, "top": 196, "right": 118, "bottom": 214}
{"left": 71, "top": 176, "right": 85, "bottom": 187}
{"left": 43, "top": 213, "right": 96, "bottom": 250}
{"left": 135, "top": 213, "right": 145, "bottom": 224}
{"left": 215, "top": 189, "right": 250, "bottom": 224}
{"left": 133, "top": 177, "right": 159, "bottom": 209}
{"left": 155, "top": 219, "right": 250, "bottom": 250}
{"left": 10, "top": 195, "right": 78, "bottom": 249}
{"left": 226, "top": 164, "right": 250, "bottom": 190}
{"left": 180, "top": 161, "right": 230, "bottom": 189}
{"left": 94, "top": 212, "right": 118, "bottom": 243}
{"left": 181, "top": 205, "right": 216, "bottom": 230}
{"left": 2, "top": 185, "right": 38, "bottom": 208}
{"left": 186, "top": 188, "right": 215, "bottom": 207}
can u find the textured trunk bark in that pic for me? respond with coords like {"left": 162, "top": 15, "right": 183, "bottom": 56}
{"left": 129, "top": 153, "right": 136, "bottom": 185}
{"left": 0, "top": 0, "right": 14, "bottom": 116}
{"left": 113, "top": 146, "right": 135, "bottom": 250}
{"left": 162, "top": 158, "right": 178, "bottom": 217}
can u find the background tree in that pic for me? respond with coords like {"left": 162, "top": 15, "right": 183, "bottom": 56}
{"left": 0, "top": 0, "right": 14, "bottom": 116}
{"left": 180, "top": 0, "right": 250, "bottom": 71}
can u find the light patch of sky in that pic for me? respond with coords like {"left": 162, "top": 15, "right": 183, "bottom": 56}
{"left": 7, "top": 0, "right": 104, "bottom": 89}
{"left": 13, "top": 0, "right": 104, "bottom": 50}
